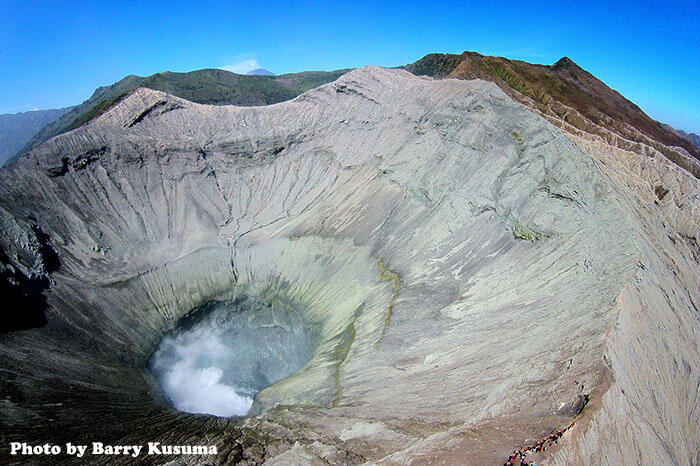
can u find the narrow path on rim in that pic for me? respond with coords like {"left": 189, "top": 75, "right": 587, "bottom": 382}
{"left": 504, "top": 421, "right": 576, "bottom": 465}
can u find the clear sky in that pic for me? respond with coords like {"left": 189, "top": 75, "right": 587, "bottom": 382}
{"left": 1, "top": 0, "right": 698, "bottom": 133}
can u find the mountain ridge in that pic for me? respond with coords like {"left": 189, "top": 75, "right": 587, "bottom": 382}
{"left": 662, "top": 123, "right": 700, "bottom": 150}
{"left": 18, "top": 67, "right": 350, "bottom": 158}
{"left": 403, "top": 51, "right": 700, "bottom": 176}
{"left": 12, "top": 51, "right": 699, "bottom": 178}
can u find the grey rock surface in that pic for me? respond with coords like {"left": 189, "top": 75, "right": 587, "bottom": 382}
{"left": 0, "top": 67, "right": 697, "bottom": 465}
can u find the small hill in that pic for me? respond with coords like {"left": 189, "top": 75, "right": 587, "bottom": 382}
{"left": 20, "top": 68, "right": 349, "bottom": 156}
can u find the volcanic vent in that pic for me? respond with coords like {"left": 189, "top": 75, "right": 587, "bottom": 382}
{"left": 149, "top": 294, "right": 321, "bottom": 417}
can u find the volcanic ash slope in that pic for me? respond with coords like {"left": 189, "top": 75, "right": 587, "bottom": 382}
{"left": 0, "top": 66, "right": 698, "bottom": 465}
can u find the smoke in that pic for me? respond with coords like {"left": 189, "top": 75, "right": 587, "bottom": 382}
{"left": 151, "top": 321, "right": 254, "bottom": 417}
{"left": 150, "top": 296, "right": 319, "bottom": 417}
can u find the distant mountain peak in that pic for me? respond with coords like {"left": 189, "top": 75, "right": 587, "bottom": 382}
{"left": 552, "top": 56, "right": 580, "bottom": 71}
{"left": 247, "top": 68, "right": 275, "bottom": 76}
{"left": 661, "top": 123, "right": 700, "bottom": 150}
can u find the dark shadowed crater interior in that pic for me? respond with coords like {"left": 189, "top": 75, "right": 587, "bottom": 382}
{"left": 149, "top": 294, "right": 320, "bottom": 417}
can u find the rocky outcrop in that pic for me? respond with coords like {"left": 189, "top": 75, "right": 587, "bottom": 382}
{"left": 0, "top": 67, "right": 697, "bottom": 465}
{"left": 0, "top": 214, "right": 60, "bottom": 332}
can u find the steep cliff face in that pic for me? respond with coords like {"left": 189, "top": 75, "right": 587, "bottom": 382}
{"left": 0, "top": 67, "right": 697, "bottom": 465}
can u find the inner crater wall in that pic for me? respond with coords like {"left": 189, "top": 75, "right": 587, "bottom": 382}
{"left": 0, "top": 66, "right": 697, "bottom": 465}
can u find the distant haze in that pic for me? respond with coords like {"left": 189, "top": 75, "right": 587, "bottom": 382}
{"left": 0, "top": 108, "right": 72, "bottom": 166}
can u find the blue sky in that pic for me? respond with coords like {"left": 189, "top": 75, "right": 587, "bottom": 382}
{"left": 1, "top": 0, "right": 698, "bottom": 133}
